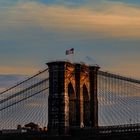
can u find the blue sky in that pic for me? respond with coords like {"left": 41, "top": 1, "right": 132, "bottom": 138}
{"left": 108, "top": 0, "right": 140, "bottom": 4}
{"left": 0, "top": 0, "right": 140, "bottom": 90}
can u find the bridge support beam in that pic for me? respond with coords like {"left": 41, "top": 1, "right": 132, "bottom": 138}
{"left": 47, "top": 61, "right": 100, "bottom": 136}
{"left": 47, "top": 61, "right": 69, "bottom": 135}
{"left": 75, "top": 64, "right": 81, "bottom": 127}
{"left": 89, "top": 66, "right": 100, "bottom": 127}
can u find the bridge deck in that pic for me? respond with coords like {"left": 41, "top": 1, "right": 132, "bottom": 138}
{"left": 1, "top": 128, "right": 140, "bottom": 140}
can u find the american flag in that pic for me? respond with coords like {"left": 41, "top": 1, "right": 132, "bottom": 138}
{"left": 66, "top": 48, "right": 74, "bottom": 55}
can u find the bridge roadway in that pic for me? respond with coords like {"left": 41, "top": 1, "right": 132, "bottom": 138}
{"left": 1, "top": 124, "right": 140, "bottom": 140}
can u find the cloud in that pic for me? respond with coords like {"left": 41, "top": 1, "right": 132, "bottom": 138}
{"left": 107, "top": 0, "right": 140, "bottom": 5}
{"left": 0, "top": 1, "right": 139, "bottom": 79}
{"left": 0, "top": 66, "right": 39, "bottom": 75}
{"left": 1, "top": 1, "right": 140, "bottom": 39}
{"left": 0, "top": 74, "right": 26, "bottom": 92}
{"left": 106, "top": 62, "right": 140, "bottom": 80}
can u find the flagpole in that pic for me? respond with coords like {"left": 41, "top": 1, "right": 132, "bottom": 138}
{"left": 72, "top": 49, "right": 74, "bottom": 63}
{"left": 65, "top": 48, "right": 74, "bottom": 63}
{"left": 72, "top": 48, "right": 75, "bottom": 63}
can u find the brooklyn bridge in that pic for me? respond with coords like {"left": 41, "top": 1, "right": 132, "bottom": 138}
{"left": 0, "top": 60, "right": 140, "bottom": 139}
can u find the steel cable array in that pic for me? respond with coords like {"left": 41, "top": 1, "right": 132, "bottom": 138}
{"left": 98, "top": 71, "right": 140, "bottom": 126}
{"left": 0, "top": 69, "right": 49, "bottom": 129}
{"left": 0, "top": 67, "right": 140, "bottom": 130}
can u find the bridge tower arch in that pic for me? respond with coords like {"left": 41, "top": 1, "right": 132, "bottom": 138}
{"left": 68, "top": 82, "right": 76, "bottom": 126}
{"left": 47, "top": 61, "right": 100, "bottom": 135}
{"left": 83, "top": 84, "right": 90, "bottom": 127}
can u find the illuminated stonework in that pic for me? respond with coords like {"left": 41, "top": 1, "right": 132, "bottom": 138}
{"left": 47, "top": 61, "right": 100, "bottom": 135}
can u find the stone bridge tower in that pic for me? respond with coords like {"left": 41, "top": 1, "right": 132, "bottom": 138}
{"left": 47, "top": 61, "right": 100, "bottom": 135}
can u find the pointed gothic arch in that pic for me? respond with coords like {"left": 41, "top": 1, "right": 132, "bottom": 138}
{"left": 68, "top": 82, "right": 76, "bottom": 126}
{"left": 83, "top": 84, "right": 90, "bottom": 127}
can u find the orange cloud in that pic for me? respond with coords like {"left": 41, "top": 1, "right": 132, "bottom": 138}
{"left": 0, "top": 66, "right": 39, "bottom": 75}
{"left": 105, "top": 62, "right": 140, "bottom": 79}
{"left": 2, "top": 2, "right": 140, "bottom": 39}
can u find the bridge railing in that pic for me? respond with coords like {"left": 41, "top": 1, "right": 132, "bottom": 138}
{"left": 98, "top": 123, "right": 140, "bottom": 134}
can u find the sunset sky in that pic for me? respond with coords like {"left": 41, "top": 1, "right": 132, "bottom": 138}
{"left": 0, "top": 0, "right": 140, "bottom": 90}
